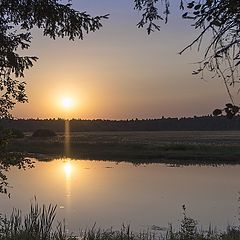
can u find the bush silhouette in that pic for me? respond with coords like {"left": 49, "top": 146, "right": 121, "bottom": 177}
{"left": 10, "top": 128, "right": 25, "bottom": 139}
{"left": 32, "top": 129, "right": 56, "bottom": 138}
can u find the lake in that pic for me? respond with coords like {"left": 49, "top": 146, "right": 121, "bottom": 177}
{"left": 1, "top": 159, "right": 240, "bottom": 234}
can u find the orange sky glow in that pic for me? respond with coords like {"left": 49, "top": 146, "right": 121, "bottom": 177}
{"left": 12, "top": 0, "right": 231, "bottom": 120}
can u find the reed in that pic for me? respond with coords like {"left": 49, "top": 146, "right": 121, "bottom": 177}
{"left": 0, "top": 204, "right": 240, "bottom": 240}
{"left": 0, "top": 203, "right": 71, "bottom": 240}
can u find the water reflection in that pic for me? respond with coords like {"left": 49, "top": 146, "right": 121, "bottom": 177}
{"left": 63, "top": 159, "right": 72, "bottom": 212}
{"left": 64, "top": 161, "right": 72, "bottom": 178}
{"left": 1, "top": 159, "right": 240, "bottom": 233}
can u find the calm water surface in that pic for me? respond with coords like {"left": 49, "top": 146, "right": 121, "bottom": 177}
{"left": 1, "top": 159, "right": 240, "bottom": 233}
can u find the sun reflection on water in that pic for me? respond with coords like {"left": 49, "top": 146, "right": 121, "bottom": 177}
{"left": 63, "top": 159, "right": 73, "bottom": 211}
{"left": 64, "top": 161, "right": 72, "bottom": 178}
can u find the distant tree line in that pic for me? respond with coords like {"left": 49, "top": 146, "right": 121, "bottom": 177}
{"left": 1, "top": 116, "right": 240, "bottom": 132}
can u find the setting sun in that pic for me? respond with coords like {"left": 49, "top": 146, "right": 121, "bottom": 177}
{"left": 61, "top": 97, "right": 73, "bottom": 109}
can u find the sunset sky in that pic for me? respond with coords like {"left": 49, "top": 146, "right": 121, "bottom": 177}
{"left": 13, "top": 0, "right": 232, "bottom": 119}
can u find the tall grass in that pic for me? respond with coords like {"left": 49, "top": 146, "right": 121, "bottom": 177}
{"left": 0, "top": 203, "right": 71, "bottom": 240}
{"left": 1, "top": 204, "right": 240, "bottom": 240}
{"left": 79, "top": 224, "right": 160, "bottom": 240}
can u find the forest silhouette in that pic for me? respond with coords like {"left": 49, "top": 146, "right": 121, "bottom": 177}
{"left": 2, "top": 115, "right": 240, "bottom": 132}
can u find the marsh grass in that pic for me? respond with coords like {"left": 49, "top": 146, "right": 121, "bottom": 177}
{"left": 0, "top": 203, "right": 72, "bottom": 240}
{"left": 7, "top": 131, "right": 240, "bottom": 164}
{"left": 1, "top": 204, "right": 240, "bottom": 240}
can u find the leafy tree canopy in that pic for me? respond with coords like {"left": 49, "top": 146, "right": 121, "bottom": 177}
{"left": 136, "top": 1, "right": 240, "bottom": 89}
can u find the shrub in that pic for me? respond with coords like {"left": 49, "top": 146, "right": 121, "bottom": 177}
{"left": 32, "top": 129, "right": 56, "bottom": 138}
{"left": 9, "top": 128, "right": 25, "bottom": 138}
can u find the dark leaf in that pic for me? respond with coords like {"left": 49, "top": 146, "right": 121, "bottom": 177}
{"left": 187, "top": 2, "right": 195, "bottom": 9}
{"left": 213, "top": 109, "right": 222, "bottom": 116}
{"left": 194, "top": 4, "right": 201, "bottom": 10}
{"left": 207, "top": 16, "right": 212, "bottom": 21}
{"left": 212, "top": 20, "right": 221, "bottom": 27}
{"left": 226, "top": 103, "right": 233, "bottom": 108}
{"left": 232, "top": 106, "right": 239, "bottom": 114}
{"left": 193, "top": 11, "right": 200, "bottom": 15}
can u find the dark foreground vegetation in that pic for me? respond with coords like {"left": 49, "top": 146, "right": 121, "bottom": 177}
{"left": 1, "top": 203, "right": 240, "bottom": 240}
{"left": 32, "top": 129, "right": 56, "bottom": 138}
{"left": 6, "top": 131, "right": 240, "bottom": 164}
{"left": 2, "top": 116, "right": 240, "bottom": 132}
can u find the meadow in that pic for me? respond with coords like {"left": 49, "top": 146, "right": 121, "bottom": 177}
{"left": 8, "top": 131, "right": 240, "bottom": 164}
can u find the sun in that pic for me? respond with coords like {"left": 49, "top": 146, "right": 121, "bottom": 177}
{"left": 61, "top": 97, "right": 73, "bottom": 109}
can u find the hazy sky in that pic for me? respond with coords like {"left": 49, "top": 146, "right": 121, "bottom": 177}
{"left": 12, "top": 0, "right": 231, "bottom": 119}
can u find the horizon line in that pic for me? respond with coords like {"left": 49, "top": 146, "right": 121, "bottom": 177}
{"left": 1, "top": 114, "right": 221, "bottom": 121}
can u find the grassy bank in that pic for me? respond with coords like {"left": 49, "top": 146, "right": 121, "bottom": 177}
{"left": 1, "top": 203, "right": 240, "bottom": 240}
{"left": 7, "top": 131, "right": 240, "bottom": 164}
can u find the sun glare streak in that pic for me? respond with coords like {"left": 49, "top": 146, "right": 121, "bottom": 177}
{"left": 64, "top": 120, "right": 70, "bottom": 156}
